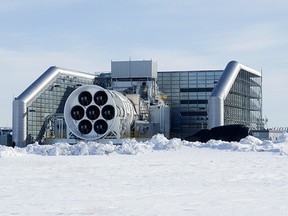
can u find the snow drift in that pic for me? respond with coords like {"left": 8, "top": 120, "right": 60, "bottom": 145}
{"left": 1, "top": 132, "right": 288, "bottom": 158}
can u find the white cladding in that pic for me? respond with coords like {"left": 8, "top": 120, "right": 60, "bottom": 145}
{"left": 111, "top": 60, "right": 157, "bottom": 79}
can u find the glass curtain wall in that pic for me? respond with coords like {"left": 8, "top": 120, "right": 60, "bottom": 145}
{"left": 224, "top": 69, "right": 263, "bottom": 129}
{"left": 158, "top": 70, "right": 222, "bottom": 138}
{"left": 26, "top": 75, "right": 94, "bottom": 144}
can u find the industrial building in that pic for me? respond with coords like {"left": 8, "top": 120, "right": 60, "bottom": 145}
{"left": 12, "top": 60, "right": 264, "bottom": 147}
{"left": 251, "top": 128, "right": 288, "bottom": 141}
{"left": 158, "top": 61, "right": 263, "bottom": 138}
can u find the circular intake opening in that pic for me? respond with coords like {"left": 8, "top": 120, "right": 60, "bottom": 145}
{"left": 78, "top": 119, "right": 92, "bottom": 134}
{"left": 86, "top": 105, "right": 100, "bottom": 120}
{"left": 94, "top": 91, "right": 108, "bottom": 106}
{"left": 78, "top": 91, "right": 92, "bottom": 106}
{"left": 71, "top": 105, "right": 85, "bottom": 120}
{"left": 94, "top": 119, "right": 108, "bottom": 134}
{"left": 102, "top": 105, "right": 115, "bottom": 120}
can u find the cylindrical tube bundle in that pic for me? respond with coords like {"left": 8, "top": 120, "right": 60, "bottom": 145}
{"left": 64, "top": 85, "right": 136, "bottom": 140}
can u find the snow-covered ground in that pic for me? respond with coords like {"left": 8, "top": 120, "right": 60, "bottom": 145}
{"left": 1, "top": 134, "right": 288, "bottom": 215}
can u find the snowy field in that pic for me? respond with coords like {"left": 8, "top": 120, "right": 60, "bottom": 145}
{"left": 1, "top": 134, "right": 288, "bottom": 215}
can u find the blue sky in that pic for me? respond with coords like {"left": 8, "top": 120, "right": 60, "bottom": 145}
{"left": 0, "top": 0, "right": 287, "bottom": 127}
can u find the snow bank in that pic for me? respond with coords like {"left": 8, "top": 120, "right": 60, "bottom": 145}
{"left": 1, "top": 133, "right": 288, "bottom": 158}
{"left": 0, "top": 145, "right": 25, "bottom": 158}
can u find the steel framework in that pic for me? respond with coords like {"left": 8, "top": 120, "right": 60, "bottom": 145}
{"left": 208, "top": 61, "right": 262, "bottom": 129}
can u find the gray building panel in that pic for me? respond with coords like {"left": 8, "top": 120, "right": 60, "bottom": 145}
{"left": 111, "top": 60, "right": 157, "bottom": 79}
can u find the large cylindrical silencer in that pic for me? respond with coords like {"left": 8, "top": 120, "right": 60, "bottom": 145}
{"left": 64, "top": 85, "right": 135, "bottom": 140}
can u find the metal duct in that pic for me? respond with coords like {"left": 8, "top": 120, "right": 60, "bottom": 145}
{"left": 208, "top": 61, "right": 261, "bottom": 129}
{"left": 13, "top": 66, "right": 95, "bottom": 147}
{"left": 64, "top": 85, "right": 136, "bottom": 140}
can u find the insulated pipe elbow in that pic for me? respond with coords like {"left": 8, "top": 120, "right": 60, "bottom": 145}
{"left": 208, "top": 96, "right": 224, "bottom": 129}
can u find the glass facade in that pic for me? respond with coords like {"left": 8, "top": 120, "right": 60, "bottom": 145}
{"left": 224, "top": 69, "right": 263, "bottom": 129}
{"left": 157, "top": 70, "right": 222, "bottom": 138}
{"left": 26, "top": 75, "right": 94, "bottom": 144}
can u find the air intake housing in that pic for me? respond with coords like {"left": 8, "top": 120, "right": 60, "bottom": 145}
{"left": 64, "top": 85, "right": 136, "bottom": 140}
